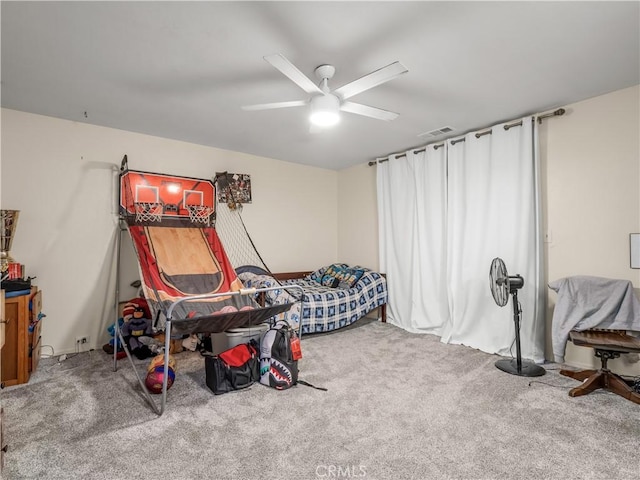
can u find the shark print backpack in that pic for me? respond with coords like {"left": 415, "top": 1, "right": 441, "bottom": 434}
{"left": 259, "top": 321, "right": 299, "bottom": 389}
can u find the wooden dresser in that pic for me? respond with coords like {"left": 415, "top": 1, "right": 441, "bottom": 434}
{"left": 1, "top": 287, "right": 43, "bottom": 387}
{"left": 0, "top": 286, "right": 43, "bottom": 471}
{"left": 1, "top": 289, "right": 5, "bottom": 471}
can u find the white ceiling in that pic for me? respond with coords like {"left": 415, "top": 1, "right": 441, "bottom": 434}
{"left": 2, "top": 2, "right": 639, "bottom": 170}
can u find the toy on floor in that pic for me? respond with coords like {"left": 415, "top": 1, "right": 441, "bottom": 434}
{"left": 122, "top": 306, "right": 154, "bottom": 359}
{"left": 145, "top": 353, "right": 177, "bottom": 394}
{"left": 150, "top": 331, "right": 185, "bottom": 354}
{"left": 102, "top": 318, "right": 126, "bottom": 359}
{"left": 182, "top": 333, "right": 199, "bottom": 351}
{"left": 122, "top": 296, "right": 152, "bottom": 322}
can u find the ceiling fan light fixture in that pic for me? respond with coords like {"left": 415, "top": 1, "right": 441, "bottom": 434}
{"left": 244, "top": 55, "right": 406, "bottom": 126}
{"left": 309, "top": 94, "right": 340, "bottom": 127}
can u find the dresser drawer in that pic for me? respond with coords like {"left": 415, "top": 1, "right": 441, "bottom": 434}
{"left": 30, "top": 290, "right": 42, "bottom": 322}
{"left": 28, "top": 319, "right": 42, "bottom": 373}
{"left": 30, "top": 335, "right": 42, "bottom": 373}
{"left": 1, "top": 407, "right": 5, "bottom": 471}
{"left": 1, "top": 290, "right": 5, "bottom": 350}
{"left": 28, "top": 320, "right": 42, "bottom": 348}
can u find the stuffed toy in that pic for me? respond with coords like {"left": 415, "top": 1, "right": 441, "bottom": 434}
{"left": 122, "top": 306, "right": 154, "bottom": 359}
{"left": 151, "top": 331, "right": 184, "bottom": 354}
{"left": 122, "top": 297, "right": 152, "bottom": 323}
{"left": 102, "top": 318, "right": 126, "bottom": 359}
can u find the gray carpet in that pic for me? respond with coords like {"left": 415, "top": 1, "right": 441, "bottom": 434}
{"left": 2, "top": 319, "right": 638, "bottom": 480}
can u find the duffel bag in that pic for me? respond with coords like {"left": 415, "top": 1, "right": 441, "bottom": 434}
{"left": 204, "top": 339, "right": 259, "bottom": 395}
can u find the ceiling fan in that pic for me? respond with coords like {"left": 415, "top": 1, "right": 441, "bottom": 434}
{"left": 241, "top": 54, "right": 408, "bottom": 128}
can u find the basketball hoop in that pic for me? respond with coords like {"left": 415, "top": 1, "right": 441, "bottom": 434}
{"left": 134, "top": 202, "right": 163, "bottom": 223}
{"left": 186, "top": 205, "right": 214, "bottom": 225}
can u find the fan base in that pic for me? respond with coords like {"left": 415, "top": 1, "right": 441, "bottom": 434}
{"left": 495, "top": 358, "right": 546, "bottom": 377}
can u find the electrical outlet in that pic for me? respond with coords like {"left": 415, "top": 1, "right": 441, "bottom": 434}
{"left": 76, "top": 335, "right": 90, "bottom": 351}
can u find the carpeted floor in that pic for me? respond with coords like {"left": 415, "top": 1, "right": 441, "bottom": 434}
{"left": 2, "top": 319, "right": 638, "bottom": 480}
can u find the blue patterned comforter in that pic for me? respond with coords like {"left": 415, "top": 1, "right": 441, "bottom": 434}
{"left": 238, "top": 268, "right": 387, "bottom": 334}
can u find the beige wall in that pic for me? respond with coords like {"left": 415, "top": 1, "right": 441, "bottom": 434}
{"left": 337, "top": 85, "right": 640, "bottom": 375}
{"left": 542, "top": 85, "right": 640, "bottom": 374}
{"left": 1, "top": 108, "right": 338, "bottom": 354}
{"left": 337, "top": 162, "right": 379, "bottom": 271}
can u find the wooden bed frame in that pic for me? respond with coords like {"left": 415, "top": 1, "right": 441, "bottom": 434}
{"left": 271, "top": 271, "right": 387, "bottom": 323}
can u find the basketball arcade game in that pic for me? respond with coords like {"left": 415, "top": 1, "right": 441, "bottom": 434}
{"left": 114, "top": 156, "right": 302, "bottom": 415}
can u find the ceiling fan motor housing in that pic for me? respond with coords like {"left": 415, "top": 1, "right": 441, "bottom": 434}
{"left": 310, "top": 94, "right": 340, "bottom": 126}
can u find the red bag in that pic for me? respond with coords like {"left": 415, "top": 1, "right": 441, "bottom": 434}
{"left": 218, "top": 342, "right": 258, "bottom": 367}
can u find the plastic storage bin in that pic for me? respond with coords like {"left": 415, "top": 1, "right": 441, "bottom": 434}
{"left": 210, "top": 323, "right": 270, "bottom": 355}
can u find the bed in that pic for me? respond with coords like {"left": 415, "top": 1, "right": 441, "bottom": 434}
{"left": 238, "top": 263, "right": 388, "bottom": 335}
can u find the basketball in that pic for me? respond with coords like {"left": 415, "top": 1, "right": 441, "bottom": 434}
{"left": 145, "top": 366, "right": 176, "bottom": 394}
{"left": 147, "top": 353, "right": 176, "bottom": 373}
{"left": 217, "top": 305, "right": 238, "bottom": 314}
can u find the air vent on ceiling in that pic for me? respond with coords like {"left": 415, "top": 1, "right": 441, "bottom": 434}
{"left": 418, "top": 126, "right": 454, "bottom": 138}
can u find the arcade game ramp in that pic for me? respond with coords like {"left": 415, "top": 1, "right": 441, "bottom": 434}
{"left": 146, "top": 226, "right": 224, "bottom": 295}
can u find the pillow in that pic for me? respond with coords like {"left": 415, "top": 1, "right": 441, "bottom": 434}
{"left": 308, "top": 268, "right": 324, "bottom": 283}
{"left": 351, "top": 265, "right": 371, "bottom": 272}
{"left": 315, "top": 263, "right": 348, "bottom": 285}
{"left": 320, "top": 275, "right": 340, "bottom": 288}
{"left": 338, "top": 267, "right": 366, "bottom": 289}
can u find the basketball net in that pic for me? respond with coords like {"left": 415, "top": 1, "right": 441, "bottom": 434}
{"left": 214, "top": 201, "right": 271, "bottom": 273}
{"left": 134, "top": 202, "right": 163, "bottom": 223}
{"left": 186, "top": 205, "right": 214, "bottom": 226}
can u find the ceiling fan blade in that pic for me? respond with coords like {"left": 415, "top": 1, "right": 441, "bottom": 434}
{"left": 241, "top": 100, "right": 307, "bottom": 111}
{"left": 340, "top": 101, "right": 399, "bottom": 121}
{"left": 264, "top": 54, "right": 324, "bottom": 95}
{"left": 334, "top": 61, "right": 408, "bottom": 100}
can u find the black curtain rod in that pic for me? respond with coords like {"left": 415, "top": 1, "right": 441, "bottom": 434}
{"left": 368, "top": 108, "right": 565, "bottom": 166}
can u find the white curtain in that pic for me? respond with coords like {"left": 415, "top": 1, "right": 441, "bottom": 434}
{"left": 377, "top": 116, "right": 545, "bottom": 362}
{"left": 377, "top": 146, "right": 449, "bottom": 334}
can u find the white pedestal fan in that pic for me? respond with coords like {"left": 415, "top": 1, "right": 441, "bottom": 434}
{"left": 489, "top": 257, "right": 545, "bottom": 377}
